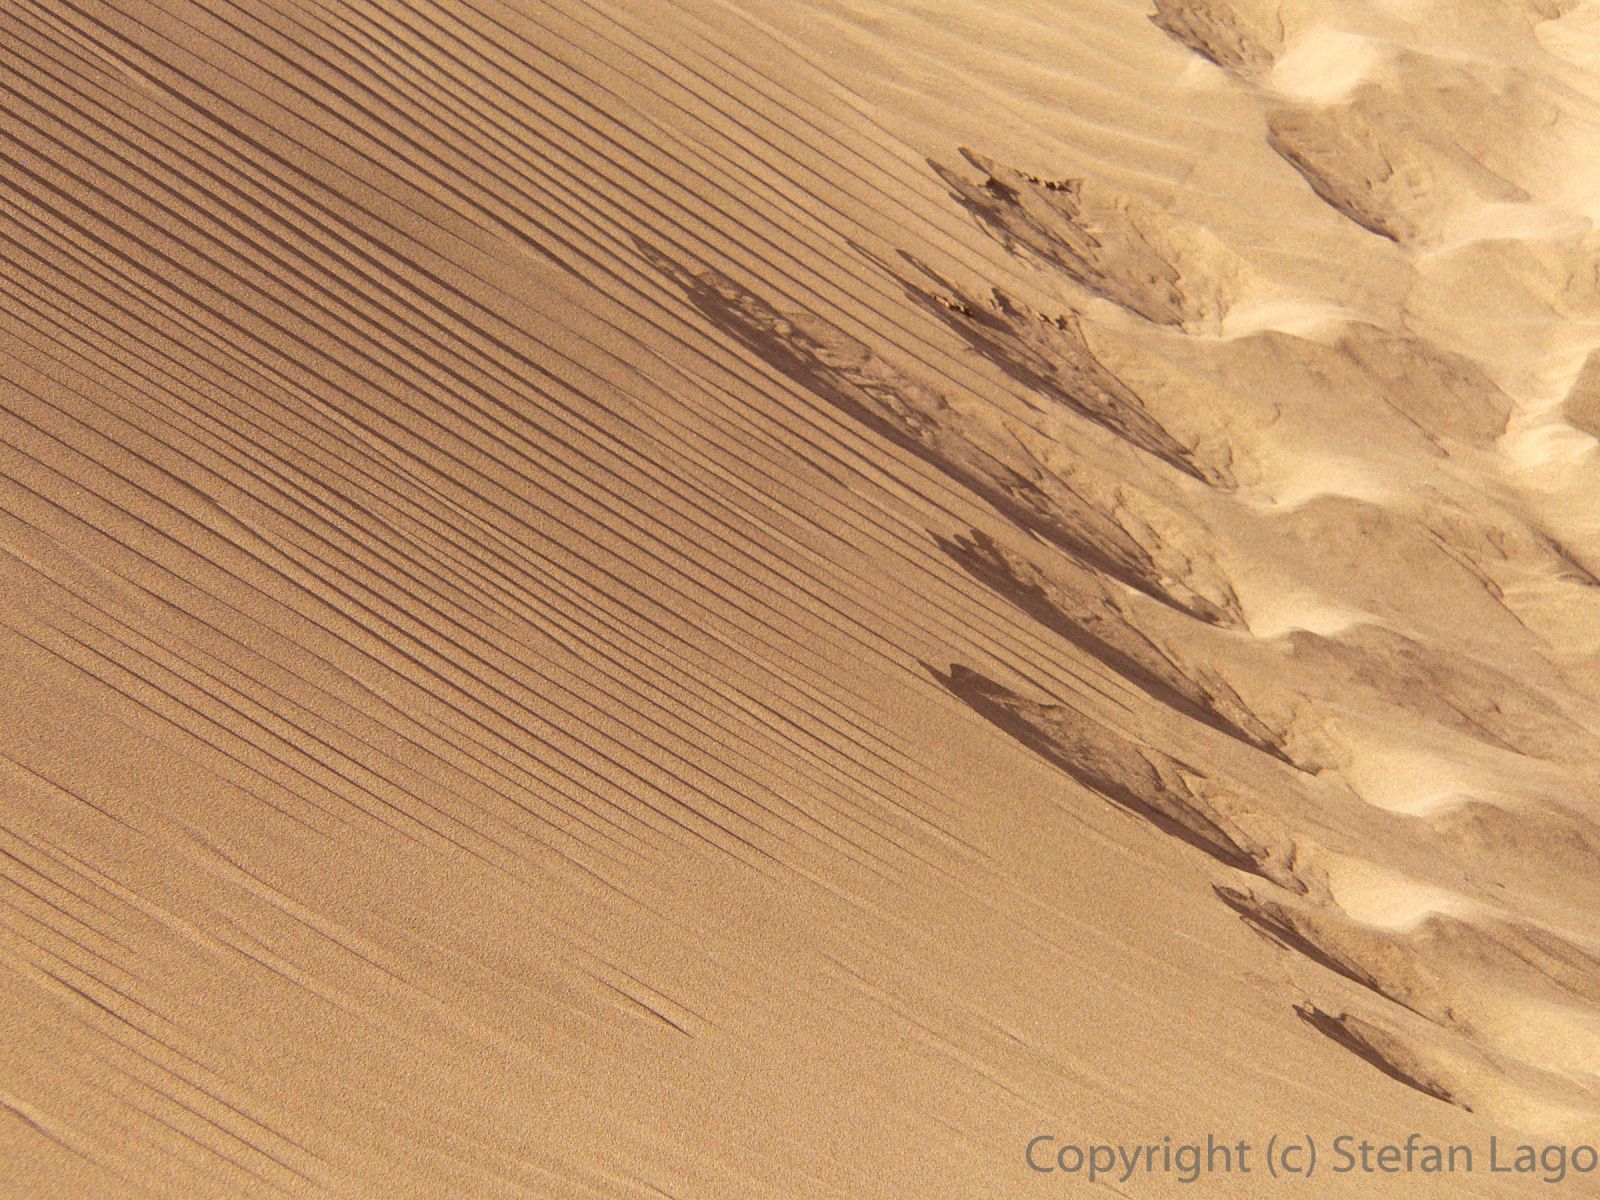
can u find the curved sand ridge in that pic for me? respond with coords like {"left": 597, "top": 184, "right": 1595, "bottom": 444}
{"left": 4, "top": 0, "right": 1600, "bottom": 1196}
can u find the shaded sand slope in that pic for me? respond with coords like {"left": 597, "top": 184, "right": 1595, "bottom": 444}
{"left": 5, "top": 0, "right": 1600, "bottom": 1196}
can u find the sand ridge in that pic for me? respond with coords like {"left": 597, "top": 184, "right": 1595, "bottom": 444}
{"left": 4, "top": 0, "right": 1600, "bottom": 1195}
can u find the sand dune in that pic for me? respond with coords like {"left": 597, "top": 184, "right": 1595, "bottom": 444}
{"left": 5, "top": 0, "right": 1600, "bottom": 1195}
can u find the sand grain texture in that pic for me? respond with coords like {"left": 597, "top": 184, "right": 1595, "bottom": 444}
{"left": 5, "top": 0, "right": 1600, "bottom": 1195}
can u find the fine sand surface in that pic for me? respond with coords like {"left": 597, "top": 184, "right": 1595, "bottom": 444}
{"left": 6, "top": 0, "right": 1600, "bottom": 1196}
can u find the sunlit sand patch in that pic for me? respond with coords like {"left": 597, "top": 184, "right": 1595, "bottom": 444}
{"left": 1323, "top": 856, "right": 1473, "bottom": 931}
{"left": 1498, "top": 383, "right": 1600, "bottom": 571}
{"left": 1337, "top": 745, "right": 1501, "bottom": 817}
{"left": 1537, "top": 0, "right": 1600, "bottom": 65}
{"left": 1426, "top": 200, "right": 1592, "bottom": 254}
{"left": 1236, "top": 586, "right": 1370, "bottom": 638}
{"left": 1218, "top": 295, "right": 1359, "bottom": 340}
{"left": 1234, "top": 452, "right": 1397, "bottom": 512}
{"left": 1495, "top": 1002, "right": 1600, "bottom": 1080}
{"left": 1270, "top": 29, "right": 1385, "bottom": 102}
{"left": 1502, "top": 417, "right": 1600, "bottom": 476}
{"left": 1501, "top": 346, "right": 1600, "bottom": 473}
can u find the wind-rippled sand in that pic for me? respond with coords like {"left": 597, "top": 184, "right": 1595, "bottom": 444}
{"left": 5, "top": 0, "right": 1600, "bottom": 1195}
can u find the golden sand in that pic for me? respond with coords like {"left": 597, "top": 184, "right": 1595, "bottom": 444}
{"left": 5, "top": 0, "right": 1600, "bottom": 1195}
